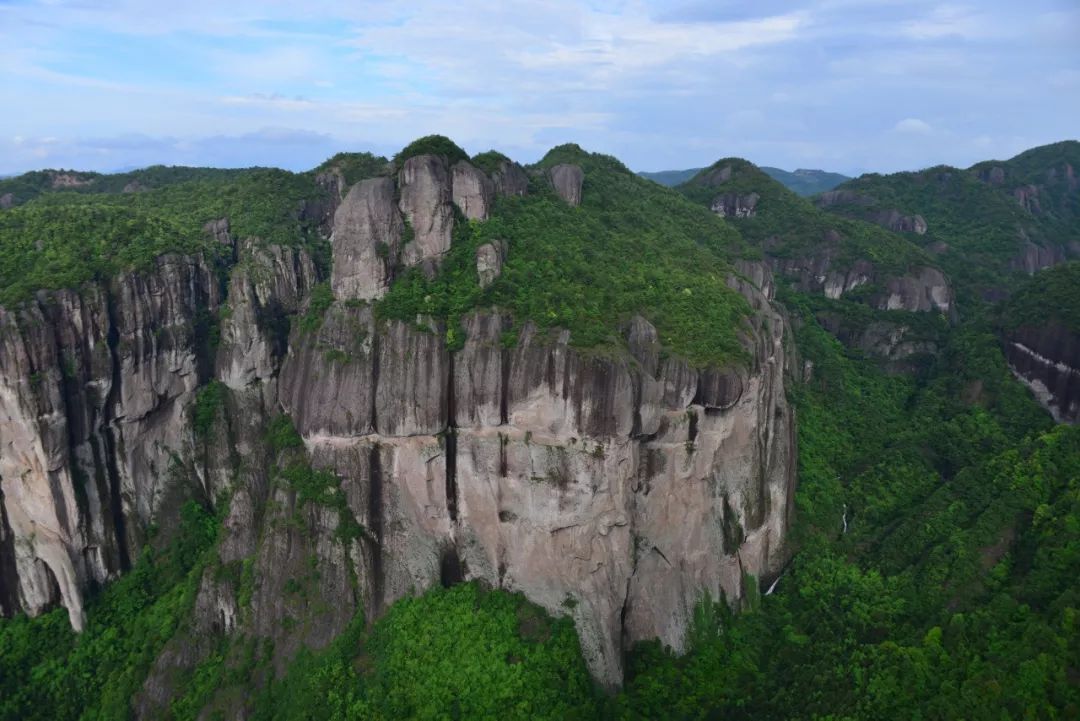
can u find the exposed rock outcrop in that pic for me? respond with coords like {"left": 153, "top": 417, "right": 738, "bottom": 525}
{"left": 549, "top": 164, "right": 584, "bottom": 206}
{"left": 1010, "top": 241, "right": 1068, "bottom": 274}
{"left": 451, "top": 161, "right": 494, "bottom": 220}
{"left": 1004, "top": 323, "right": 1080, "bottom": 423}
{"left": 1014, "top": 185, "right": 1042, "bottom": 214}
{"left": 492, "top": 160, "right": 530, "bottom": 197}
{"left": 0, "top": 193, "right": 13, "bottom": 209}
{"left": 217, "top": 244, "right": 316, "bottom": 389}
{"left": 399, "top": 155, "right": 455, "bottom": 273}
{"left": 202, "top": 218, "right": 232, "bottom": 248}
{"left": 475, "top": 240, "right": 506, "bottom": 288}
{"left": 331, "top": 177, "right": 404, "bottom": 301}
{"left": 875, "top": 209, "right": 927, "bottom": 235}
{"left": 711, "top": 192, "right": 760, "bottom": 218}
{"left": 0, "top": 255, "right": 221, "bottom": 631}
{"left": 875, "top": 266, "right": 953, "bottom": 314}
{"left": 769, "top": 251, "right": 874, "bottom": 300}
{"left": 768, "top": 244, "right": 952, "bottom": 314}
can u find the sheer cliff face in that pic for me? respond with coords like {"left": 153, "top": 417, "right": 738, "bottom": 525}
{"left": 0, "top": 154, "right": 797, "bottom": 689}
{"left": 1005, "top": 323, "right": 1080, "bottom": 424}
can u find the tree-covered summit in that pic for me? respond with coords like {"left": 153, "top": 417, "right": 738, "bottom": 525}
{"left": 676, "top": 156, "right": 931, "bottom": 276}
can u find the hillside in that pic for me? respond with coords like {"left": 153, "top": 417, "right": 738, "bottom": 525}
{"left": 0, "top": 137, "right": 1078, "bottom": 720}
{"left": 640, "top": 165, "right": 848, "bottom": 196}
{"left": 816, "top": 140, "right": 1080, "bottom": 305}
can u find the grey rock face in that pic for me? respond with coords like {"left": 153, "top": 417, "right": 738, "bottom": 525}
{"left": 331, "top": 177, "right": 404, "bottom": 301}
{"left": 711, "top": 192, "right": 760, "bottom": 218}
{"left": 399, "top": 155, "right": 455, "bottom": 273}
{"left": 1010, "top": 241, "right": 1068, "bottom": 275}
{"left": 770, "top": 251, "right": 874, "bottom": 300}
{"left": 1004, "top": 322, "right": 1080, "bottom": 423}
{"left": 0, "top": 225, "right": 797, "bottom": 694}
{"left": 451, "top": 161, "right": 494, "bottom": 220}
{"left": 1014, "top": 185, "right": 1042, "bottom": 214}
{"left": 280, "top": 303, "right": 377, "bottom": 437}
{"left": 217, "top": 244, "right": 316, "bottom": 390}
{"left": 303, "top": 168, "right": 347, "bottom": 236}
{"left": 815, "top": 188, "right": 869, "bottom": 207}
{"left": 0, "top": 254, "right": 220, "bottom": 631}
{"left": 875, "top": 266, "right": 953, "bottom": 314}
{"left": 475, "top": 240, "right": 506, "bottom": 288}
{"left": 277, "top": 298, "right": 795, "bottom": 687}
{"left": 549, "top": 164, "right": 584, "bottom": 206}
{"left": 0, "top": 193, "right": 13, "bottom": 209}
{"left": 702, "top": 165, "right": 733, "bottom": 184}
{"left": 874, "top": 209, "right": 927, "bottom": 235}
{"left": 492, "top": 160, "right": 530, "bottom": 197}
{"left": 980, "top": 166, "right": 1006, "bottom": 185}
{"left": 768, "top": 242, "right": 953, "bottom": 315}
{"left": 202, "top": 218, "right": 232, "bottom": 247}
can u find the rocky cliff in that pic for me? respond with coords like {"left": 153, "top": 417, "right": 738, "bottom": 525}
{"left": 0, "top": 151, "right": 797, "bottom": 693}
{"left": 1004, "top": 323, "right": 1080, "bottom": 423}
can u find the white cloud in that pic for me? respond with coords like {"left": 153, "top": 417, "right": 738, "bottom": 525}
{"left": 893, "top": 118, "right": 933, "bottom": 134}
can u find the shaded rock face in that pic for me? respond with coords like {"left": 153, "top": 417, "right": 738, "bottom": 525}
{"left": 0, "top": 255, "right": 221, "bottom": 631}
{"left": 701, "top": 165, "right": 733, "bottom": 185}
{"left": 817, "top": 315, "right": 938, "bottom": 373}
{"left": 49, "top": 172, "right": 93, "bottom": 189}
{"left": 0, "top": 215, "right": 795, "bottom": 694}
{"left": 492, "top": 160, "right": 530, "bottom": 197}
{"left": 769, "top": 245, "right": 952, "bottom": 315}
{"left": 399, "top": 154, "right": 455, "bottom": 273}
{"left": 451, "top": 161, "right": 494, "bottom": 221}
{"left": 475, "top": 240, "right": 506, "bottom": 288}
{"left": 1010, "top": 241, "right": 1068, "bottom": 274}
{"left": 979, "top": 166, "right": 1006, "bottom": 185}
{"left": 303, "top": 169, "right": 347, "bottom": 236}
{"left": 769, "top": 251, "right": 874, "bottom": 300}
{"left": 1014, "top": 185, "right": 1042, "bottom": 214}
{"left": 1004, "top": 323, "right": 1080, "bottom": 423}
{"left": 711, "top": 192, "right": 760, "bottom": 218}
{"left": 875, "top": 209, "right": 927, "bottom": 235}
{"left": 331, "top": 177, "right": 404, "bottom": 301}
{"left": 202, "top": 218, "right": 232, "bottom": 248}
{"left": 549, "top": 164, "right": 584, "bottom": 206}
{"left": 875, "top": 266, "right": 953, "bottom": 314}
{"left": 815, "top": 188, "right": 869, "bottom": 207}
{"left": 217, "top": 245, "right": 316, "bottom": 390}
{"left": 0, "top": 193, "right": 13, "bottom": 209}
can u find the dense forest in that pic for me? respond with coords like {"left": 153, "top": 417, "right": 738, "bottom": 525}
{"left": 0, "top": 137, "right": 1078, "bottom": 720}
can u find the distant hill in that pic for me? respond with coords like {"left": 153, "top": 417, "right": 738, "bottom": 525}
{"left": 640, "top": 166, "right": 849, "bottom": 196}
{"left": 761, "top": 167, "right": 851, "bottom": 196}
{"left": 815, "top": 140, "right": 1080, "bottom": 303}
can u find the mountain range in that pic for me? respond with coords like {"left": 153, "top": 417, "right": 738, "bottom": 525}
{"left": 0, "top": 136, "right": 1077, "bottom": 720}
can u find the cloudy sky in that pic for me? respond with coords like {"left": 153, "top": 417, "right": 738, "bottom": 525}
{"left": 1, "top": 0, "right": 1077, "bottom": 176}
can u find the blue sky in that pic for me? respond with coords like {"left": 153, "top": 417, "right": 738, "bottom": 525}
{"left": 1, "top": 0, "right": 1077, "bottom": 176}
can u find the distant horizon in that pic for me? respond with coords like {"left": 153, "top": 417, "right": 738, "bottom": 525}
{"left": 2, "top": 136, "right": 1077, "bottom": 183}
{"left": 2, "top": 0, "right": 1077, "bottom": 178}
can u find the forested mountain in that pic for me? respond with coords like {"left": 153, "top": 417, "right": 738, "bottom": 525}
{"left": 639, "top": 165, "right": 849, "bottom": 196}
{"left": 815, "top": 141, "right": 1080, "bottom": 304}
{"left": 0, "top": 136, "right": 1077, "bottom": 719}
